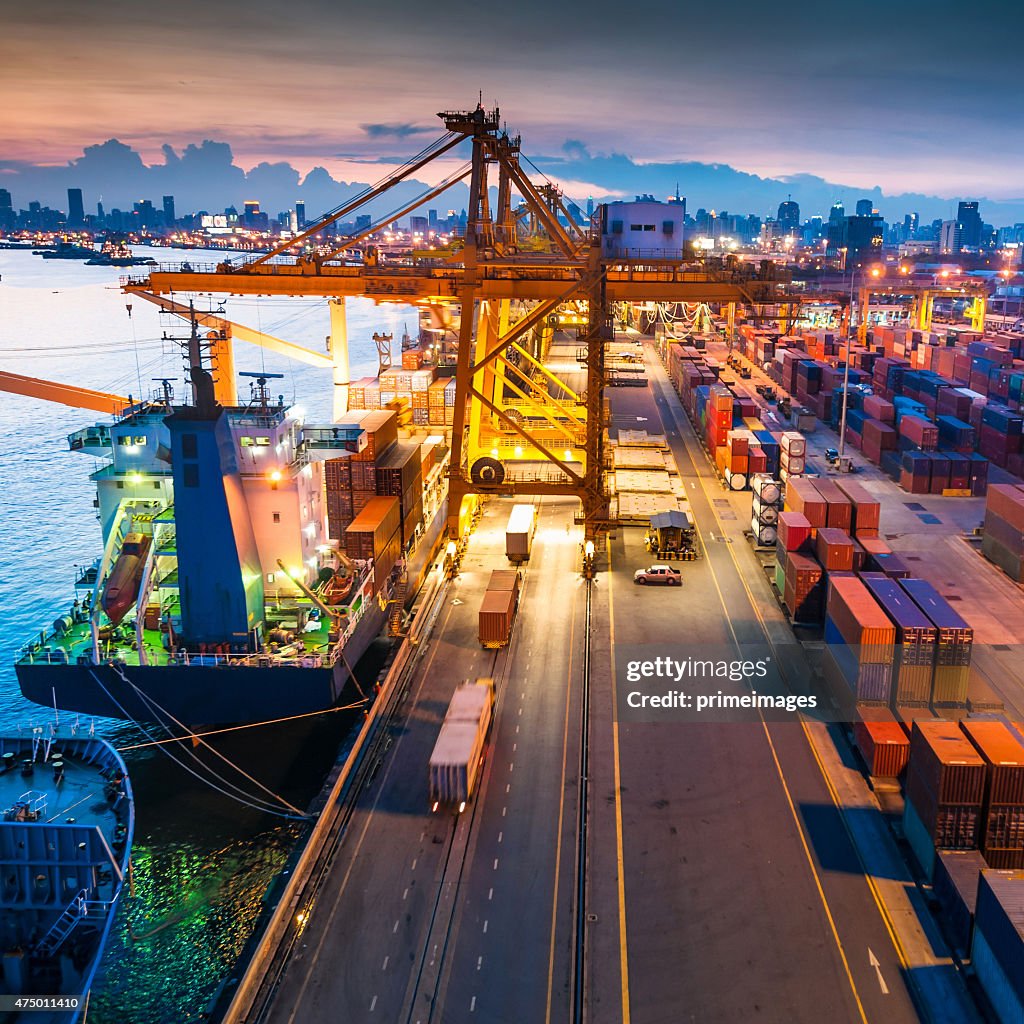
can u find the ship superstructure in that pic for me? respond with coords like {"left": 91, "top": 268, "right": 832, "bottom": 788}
{"left": 15, "top": 321, "right": 449, "bottom": 728}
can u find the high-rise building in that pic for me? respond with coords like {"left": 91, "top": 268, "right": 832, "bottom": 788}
{"left": 162, "top": 195, "right": 176, "bottom": 226}
{"left": 427, "top": 209, "right": 438, "bottom": 229}
{"left": 67, "top": 188, "right": 85, "bottom": 227}
{"left": 902, "top": 213, "right": 919, "bottom": 240}
{"left": 940, "top": 220, "right": 960, "bottom": 253}
{"left": 855, "top": 198, "right": 874, "bottom": 217}
{"left": 776, "top": 197, "right": 800, "bottom": 235}
{"left": 827, "top": 212, "right": 884, "bottom": 267}
{"left": 828, "top": 201, "right": 845, "bottom": 225}
{"left": 133, "top": 199, "right": 157, "bottom": 228}
{"left": 96, "top": 201, "right": 105, "bottom": 221}
{"left": 957, "top": 201, "right": 982, "bottom": 249}
{"left": 0, "top": 188, "right": 12, "bottom": 231}
{"left": 295, "top": 201, "right": 306, "bottom": 230}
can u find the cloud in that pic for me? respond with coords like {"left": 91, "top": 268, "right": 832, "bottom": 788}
{"left": 359, "top": 123, "right": 433, "bottom": 139}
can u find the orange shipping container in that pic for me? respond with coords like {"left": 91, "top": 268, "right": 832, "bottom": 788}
{"left": 479, "top": 588, "right": 516, "bottom": 648}
{"left": 960, "top": 721, "right": 1024, "bottom": 806}
{"left": 826, "top": 574, "right": 896, "bottom": 659}
{"left": 854, "top": 705, "right": 909, "bottom": 777}
{"left": 784, "top": 477, "right": 827, "bottom": 528}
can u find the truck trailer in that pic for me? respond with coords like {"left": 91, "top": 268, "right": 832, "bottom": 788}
{"left": 429, "top": 678, "right": 495, "bottom": 812}
{"left": 505, "top": 503, "right": 537, "bottom": 562}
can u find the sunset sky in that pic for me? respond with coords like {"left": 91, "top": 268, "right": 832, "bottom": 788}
{"left": 2, "top": 0, "right": 1022, "bottom": 200}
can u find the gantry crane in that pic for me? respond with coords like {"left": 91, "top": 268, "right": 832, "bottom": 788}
{"left": 118, "top": 104, "right": 796, "bottom": 542}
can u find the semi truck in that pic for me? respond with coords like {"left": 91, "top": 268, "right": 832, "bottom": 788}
{"left": 429, "top": 677, "right": 496, "bottom": 813}
{"left": 505, "top": 503, "right": 537, "bottom": 562}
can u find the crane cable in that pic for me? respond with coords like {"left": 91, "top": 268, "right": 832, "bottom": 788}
{"left": 226, "top": 131, "right": 462, "bottom": 267}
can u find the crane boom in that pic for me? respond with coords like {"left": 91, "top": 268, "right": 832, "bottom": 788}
{"left": 0, "top": 371, "right": 128, "bottom": 414}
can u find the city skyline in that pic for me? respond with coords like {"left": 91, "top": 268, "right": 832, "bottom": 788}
{"left": 3, "top": 0, "right": 1023, "bottom": 203}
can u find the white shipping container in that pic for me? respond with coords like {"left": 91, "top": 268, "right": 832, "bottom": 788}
{"left": 506, "top": 503, "right": 537, "bottom": 562}
{"left": 781, "top": 431, "right": 807, "bottom": 457}
{"left": 429, "top": 722, "right": 486, "bottom": 806}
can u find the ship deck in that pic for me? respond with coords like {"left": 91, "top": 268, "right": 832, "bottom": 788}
{"left": 0, "top": 737, "right": 127, "bottom": 851}
{"left": 17, "top": 601, "right": 336, "bottom": 671}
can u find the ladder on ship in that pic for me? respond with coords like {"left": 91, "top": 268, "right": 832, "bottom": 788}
{"left": 35, "top": 889, "right": 104, "bottom": 958}
{"left": 387, "top": 567, "right": 408, "bottom": 637}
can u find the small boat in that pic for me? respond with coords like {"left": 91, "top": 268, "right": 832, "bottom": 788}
{"left": 100, "top": 533, "right": 152, "bottom": 626}
{"left": 0, "top": 733, "right": 134, "bottom": 1022}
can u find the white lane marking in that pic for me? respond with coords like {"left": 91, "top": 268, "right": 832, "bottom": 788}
{"left": 488, "top": 887, "right": 493, "bottom": 900}
{"left": 502, "top": 806, "right": 506, "bottom": 817}
{"left": 513, "top": 743, "right": 517, "bottom": 752}
{"left": 515, "top": 724, "right": 519, "bottom": 734}
{"left": 477, "top": 956, "right": 483, "bottom": 971}
{"left": 370, "top": 995, "right": 377, "bottom": 1012}
{"left": 493, "top": 858, "right": 499, "bottom": 870}
{"left": 498, "top": 831, "right": 503, "bottom": 843}
{"left": 382, "top": 956, "right": 389, "bottom": 970}
{"left": 470, "top": 996, "right": 477, "bottom": 1012}
{"left": 402, "top": 888, "right": 409, "bottom": 900}
{"left": 518, "top": 707, "right": 522, "bottom": 716}
{"left": 509, "top": 762, "right": 514, "bottom": 772}
{"left": 506, "top": 783, "right": 510, "bottom": 793}
{"left": 392, "top": 919, "right": 399, "bottom": 934}
{"left": 411, "top": 858, "right": 417, "bottom": 870}
{"left": 483, "top": 920, "right": 489, "bottom": 933}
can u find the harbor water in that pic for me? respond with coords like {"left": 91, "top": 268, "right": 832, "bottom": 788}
{"left": 0, "top": 248, "right": 416, "bottom": 1021}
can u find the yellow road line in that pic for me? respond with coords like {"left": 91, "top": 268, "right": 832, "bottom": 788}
{"left": 759, "top": 717, "right": 870, "bottom": 1024}
{"left": 662, "top": 358, "right": 914, "bottom": 985}
{"left": 648, "top": 356, "right": 869, "bottom": 1020}
{"left": 607, "top": 534, "right": 632, "bottom": 1024}
{"left": 544, "top": 562, "right": 578, "bottom": 1024}
{"left": 800, "top": 718, "right": 912, "bottom": 972}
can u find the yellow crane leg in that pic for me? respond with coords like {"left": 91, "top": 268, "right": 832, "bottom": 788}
{"left": 207, "top": 327, "right": 237, "bottom": 405}
{"left": 329, "top": 298, "right": 350, "bottom": 420}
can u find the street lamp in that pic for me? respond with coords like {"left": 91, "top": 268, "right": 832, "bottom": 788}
{"left": 837, "top": 264, "right": 860, "bottom": 461}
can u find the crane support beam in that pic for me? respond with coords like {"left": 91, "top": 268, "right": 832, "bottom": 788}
{"left": 131, "top": 292, "right": 334, "bottom": 368}
{"left": 127, "top": 268, "right": 788, "bottom": 305}
{"left": 470, "top": 293, "right": 569, "bottom": 372}
{"left": 0, "top": 371, "right": 128, "bottom": 415}
{"left": 495, "top": 155, "right": 577, "bottom": 258}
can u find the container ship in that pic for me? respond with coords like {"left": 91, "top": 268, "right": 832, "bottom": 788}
{"left": 15, "top": 333, "right": 452, "bottom": 729}
{"left": 0, "top": 732, "right": 134, "bottom": 1022}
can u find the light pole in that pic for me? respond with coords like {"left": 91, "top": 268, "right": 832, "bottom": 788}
{"left": 837, "top": 265, "right": 857, "bottom": 461}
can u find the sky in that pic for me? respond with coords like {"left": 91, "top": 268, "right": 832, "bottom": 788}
{"left": 1, "top": 0, "right": 1022, "bottom": 217}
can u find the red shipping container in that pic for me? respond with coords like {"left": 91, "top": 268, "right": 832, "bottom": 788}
{"left": 812, "top": 478, "right": 853, "bottom": 531}
{"left": 987, "top": 484, "right": 1024, "bottom": 531}
{"left": 778, "top": 511, "right": 813, "bottom": 552}
{"left": 909, "top": 722, "right": 986, "bottom": 806}
{"left": 784, "top": 478, "right": 827, "bottom": 527}
{"left": 900, "top": 415, "right": 939, "bottom": 451}
{"left": 835, "top": 480, "right": 881, "bottom": 536}
{"left": 863, "top": 394, "right": 896, "bottom": 423}
{"left": 826, "top": 574, "right": 896, "bottom": 658}
{"left": 816, "top": 527, "right": 855, "bottom": 571}
{"left": 854, "top": 707, "right": 910, "bottom": 778}
{"left": 960, "top": 721, "right": 1024, "bottom": 806}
